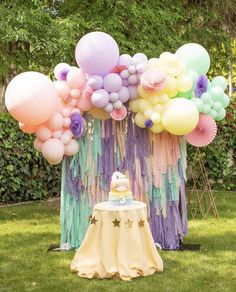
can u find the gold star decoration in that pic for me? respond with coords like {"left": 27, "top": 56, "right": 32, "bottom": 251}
{"left": 138, "top": 219, "right": 145, "bottom": 227}
{"left": 112, "top": 218, "right": 120, "bottom": 227}
{"left": 90, "top": 216, "right": 98, "bottom": 225}
{"left": 125, "top": 219, "right": 133, "bottom": 228}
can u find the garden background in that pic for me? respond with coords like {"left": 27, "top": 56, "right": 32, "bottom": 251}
{"left": 0, "top": 0, "right": 235, "bottom": 203}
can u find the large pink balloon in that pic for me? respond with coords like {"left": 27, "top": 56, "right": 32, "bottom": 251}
{"left": 42, "top": 138, "right": 65, "bottom": 165}
{"left": 19, "top": 122, "right": 38, "bottom": 134}
{"left": 75, "top": 32, "right": 119, "bottom": 75}
{"left": 5, "top": 72, "right": 58, "bottom": 125}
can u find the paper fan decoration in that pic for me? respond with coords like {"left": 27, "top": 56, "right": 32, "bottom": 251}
{"left": 185, "top": 113, "right": 217, "bottom": 147}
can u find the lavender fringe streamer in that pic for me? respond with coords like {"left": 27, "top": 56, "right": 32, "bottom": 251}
{"left": 60, "top": 114, "right": 188, "bottom": 250}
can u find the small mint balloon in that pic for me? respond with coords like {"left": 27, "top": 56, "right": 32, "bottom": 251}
{"left": 221, "top": 94, "right": 230, "bottom": 108}
{"left": 203, "top": 104, "right": 211, "bottom": 114}
{"left": 210, "top": 86, "right": 224, "bottom": 102}
{"left": 209, "top": 109, "right": 217, "bottom": 119}
{"left": 215, "top": 108, "right": 226, "bottom": 121}
{"left": 201, "top": 92, "right": 212, "bottom": 104}
{"left": 211, "top": 76, "right": 228, "bottom": 91}
{"left": 213, "top": 101, "right": 222, "bottom": 111}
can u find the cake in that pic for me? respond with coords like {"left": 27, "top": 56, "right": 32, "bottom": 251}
{"left": 109, "top": 172, "right": 133, "bottom": 206}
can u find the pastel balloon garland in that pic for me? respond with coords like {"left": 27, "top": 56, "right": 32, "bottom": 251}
{"left": 4, "top": 32, "right": 230, "bottom": 165}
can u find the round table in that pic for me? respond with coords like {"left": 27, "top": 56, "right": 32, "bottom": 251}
{"left": 71, "top": 201, "right": 163, "bottom": 281}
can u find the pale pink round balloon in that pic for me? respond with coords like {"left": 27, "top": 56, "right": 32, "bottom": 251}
{"left": 19, "top": 122, "right": 38, "bottom": 134}
{"left": 68, "top": 98, "right": 78, "bottom": 107}
{"left": 77, "top": 95, "right": 93, "bottom": 111}
{"left": 70, "top": 88, "right": 81, "bottom": 98}
{"left": 42, "top": 138, "right": 65, "bottom": 165}
{"left": 63, "top": 117, "right": 71, "bottom": 127}
{"left": 66, "top": 68, "right": 86, "bottom": 89}
{"left": 54, "top": 80, "right": 71, "bottom": 98}
{"left": 48, "top": 112, "right": 64, "bottom": 131}
{"left": 61, "top": 107, "right": 71, "bottom": 117}
{"left": 64, "top": 139, "right": 79, "bottom": 156}
{"left": 36, "top": 125, "right": 52, "bottom": 141}
{"left": 52, "top": 130, "right": 62, "bottom": 139}
{"left": 63, "top": 129, "right": 74, "bottom": 138}
{"left": 33, "top": 138, "right": 43, "bottom": 152}
{"left": 5, "top": 72, "right": 58, "bottom": 125}
{"left": 61, "top": 133, "right": 72, "bottom": 145}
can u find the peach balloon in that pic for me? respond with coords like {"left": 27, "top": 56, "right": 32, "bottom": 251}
{"left": 48, "top": 112, "right": 64, "bottom": 131}
{"left": 61, "top": 107, "right": 71, "bottom": 117}
{"left": 63, "top": 129, "right": 74, "bottom": 138}
{"left": 5, "top": 72, "right": 58, "bottom": 125}
{"left": 63, "top": 117, "right": 71, "bottom": 127}
{"left": 70, "top": 88, "right": 81, "bottom": 98}
{"left": 64, "top": 139, "right": 79, "bottom": 156}
{"left": 61, "top": 133, "right": 72, "bottom": 145}
{"left": 19, "top": 122, "right": 38, "bottom": 134}
{"left": 36, "top": 125, "right": 52, "bottom": 141}
{"left": 77, "top": 96, "right": 93, "bottom": 111}
{"left": 33, "top": 138, "right": 43, "bottom": 152}
{"left": 68, "top": 98, "right": 78, "bottom": 107}
{"left": 66, "top": 68, "right": 86, "bottom": 89}
{"left": 52, "top": 130, "right": 62, "bottom": 139}
{"left": 54, "top": 80, "right": 71, "bottom": 98}
{"left": 42, "top": 138, "right": 65, "bottom": 165}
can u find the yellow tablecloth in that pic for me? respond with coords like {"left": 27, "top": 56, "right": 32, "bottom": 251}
{"left": 71, "top": 201, "right": 163, "bottom": 281}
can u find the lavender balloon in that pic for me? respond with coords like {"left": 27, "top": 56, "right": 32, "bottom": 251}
{"left": 103, "top": 73, "right": 122, "bottom": 93}
{"left": 91, "top": 89, "right": 109, "bottom": 108}
{"left": 87, "top": 75, "right": 103, "bottom": 90}
{"left": 75, "top": 32, "right": 119, "bottom": 76}
{"left": 118, "top": 86, "right": 130, "bottom": 103}
{"left": 70, "top": 113, "right": 85, "bottom": 139}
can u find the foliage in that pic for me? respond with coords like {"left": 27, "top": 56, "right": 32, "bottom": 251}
{"left": 0, "top": 112, "right": 61, "bottom": 203}
{"left": 0, "top": 191, "right": 235, "bottom": 291}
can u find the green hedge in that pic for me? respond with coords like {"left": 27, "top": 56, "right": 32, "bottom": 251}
{"left": 0, "top": 106, "right": 235, "bottom": 203}
{"left": 0, "top": 113, "right": 61, "bottom": 203}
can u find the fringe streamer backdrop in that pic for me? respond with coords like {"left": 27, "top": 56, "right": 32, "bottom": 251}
{"left": 60, "top": 113, "right": 188, "bottom": 250}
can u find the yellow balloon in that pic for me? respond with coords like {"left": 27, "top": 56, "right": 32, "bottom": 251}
{"left": 129, "top": 100, "right": 140, "bottom": 113}
{"left": 144, "top": 109, "right": 154, "bottom": 119}
{"left": 165, "top": 76, "right": 177, "bottom": 92}
{"left": 153, "top": 104, "right": 163, "bottom": 113}
{"left": 138, "top": 99, "right": 152, "bottom": 114}
{"left": 162, "top": 98, "right": 199, "bottom": 135}
{"left": 166, "top": 89, "right": 178, "bottom": 98}
{"left": 149, "top": 95, "right": 160, "bottom": 105}
{"left": 151, "top": 112, "right": 161, "bottom": 124}
{"left": 158, "top": 93, "right": 170, "bottom": 104}
{"left": 177, "top": 76, "right": 193, "bottom": 92}
{"left": 134, "top": 113, "right": 145, "bottom": 128}
{"left": 151, "top": 123, "right": 165, "bottom": 134}
{"left": 138, "top": 85, "right": 154, "bottom": 99}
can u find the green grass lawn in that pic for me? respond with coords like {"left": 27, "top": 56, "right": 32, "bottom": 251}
{"left": 0, "top": 192, "right": 235, "bottom": 292}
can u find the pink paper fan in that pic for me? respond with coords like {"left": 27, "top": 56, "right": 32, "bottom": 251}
{"left": 185, "top": 114, "right": 217, "bottom": 147}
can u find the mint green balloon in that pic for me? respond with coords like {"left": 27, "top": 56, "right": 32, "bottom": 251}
{"left": 203, "top": 104, "right": 211, "bottom": 114}
{"left": 211, "top": 76, "right": 228, "bottom": 91}
{"left": 215, "top": 108, "right": 226, "bottom": 121}
{"left": 209, "top": 109, "right": 217, "bottom": 119}
{"left": 210, "top": 86, "right": 224, "bottom": 102}
{"left": 221, "top": 94, "right": 230, "bottom": 108}
{"left": 175, "top": 43, "right": 210, "bottom": 75}
{"left": 191, "top": 97, "right": 203, "bottom": 112}
{"left": 201, "top": 92, "right": 212, "bottom": 104}
{"left": 213, "top": 101, "right": 222, "bottom": 111}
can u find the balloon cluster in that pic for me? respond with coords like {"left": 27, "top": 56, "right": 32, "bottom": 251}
{"left": 191, "top": 75, "right": 229, "bottom": 121}
{"left": 5, "top": 31, "right": 231, "bottom": 166}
